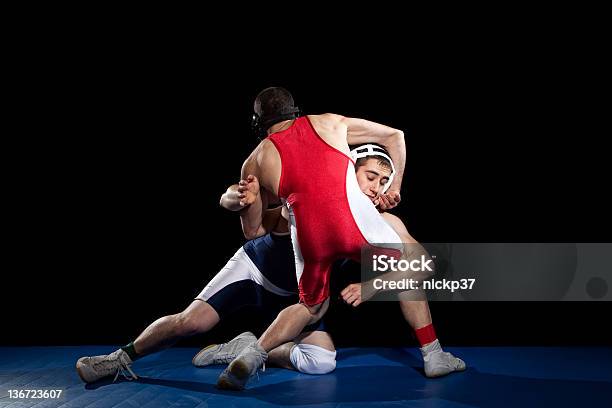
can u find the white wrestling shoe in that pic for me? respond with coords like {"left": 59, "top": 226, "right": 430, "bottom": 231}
{"left": 217, "top": 341, "right": 267, "bottom": 391}
{"left": 421, "top": 339, "right": 466, "bottom": 378}
{"left": 192, "top": 331, "right": 257, "bottom": 367}
{"left": 76, "top": 349, "right": 138, "bottom": 383}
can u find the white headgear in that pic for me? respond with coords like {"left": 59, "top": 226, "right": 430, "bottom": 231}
{"left": 349, "top": 144, "right": 396, "bottom": 193}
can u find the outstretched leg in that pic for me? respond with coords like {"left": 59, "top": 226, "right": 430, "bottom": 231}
{"left": 133, "top": 300, "right": 219, "bottom": 356}
{"left": 76, "top": 300, "right": 219, "bottom": 383}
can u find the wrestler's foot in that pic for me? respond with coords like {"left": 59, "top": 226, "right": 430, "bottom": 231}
{"left": 76, "top": 349, "right": 138, "bottom": 383}
{"left": 217, "top": 341, "right": 267, "bottom": 391}
{"left": 421, "top": 339, "right": 466, "bottom": 378}
{"left": 192, "top": 331, "right": 257, "bottom": 367}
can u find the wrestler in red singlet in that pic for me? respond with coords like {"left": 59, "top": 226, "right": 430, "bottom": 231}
{"left": 268, "top": 116, "right": 402, "bottom": 306}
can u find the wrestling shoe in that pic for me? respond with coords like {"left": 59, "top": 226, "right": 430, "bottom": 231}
{"left": 421, "top": 339, "right": 466, "bottom": 378}
{"left": 216, "top": 341, "right": 267, "bottom": 390}
{"left": 192, "top": 331, "right": 257, "bottom": 367}
{"left": 76, "top": 349, "right": 138, "bottom": 383}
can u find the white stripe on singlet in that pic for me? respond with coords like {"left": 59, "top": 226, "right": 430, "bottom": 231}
{"left": 344, "top": 161, "right": 403, "bottom": 248}
{"left": 196, "top": 247, "right": 295, "bottom": 301}
{"left": 287, "top": 204, "right": 306, "bottom": 287}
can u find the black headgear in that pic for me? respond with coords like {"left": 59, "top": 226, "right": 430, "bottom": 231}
{"left": 251, "top": 106, "right": 301, "bottom": 135}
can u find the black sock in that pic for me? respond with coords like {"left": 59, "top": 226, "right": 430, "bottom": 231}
{"left": 121, "top": 342, "right": 139, "bottom": 361}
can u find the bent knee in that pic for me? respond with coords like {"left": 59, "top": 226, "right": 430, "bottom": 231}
{"left": 174, "top": 313, "right": 201, "bottom": 336}
{"left": 176, "top": 306, "right": 217, "bottom": 335}
{"left": 290, "top": 343, "right": 336, "bottom": 375}
{"left": 304, "top": 298, "right": 329, "bottom": 324}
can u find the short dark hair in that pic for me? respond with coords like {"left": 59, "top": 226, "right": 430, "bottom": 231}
{"left": 355, "top": 156, "right": 393, "bottom": 172}
{"left": 253, "top": 87, "right": 299, "bottom": 129}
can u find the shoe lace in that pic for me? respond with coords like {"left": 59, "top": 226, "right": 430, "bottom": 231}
{"left": 113, "top": 364, "right": 138, "bottom": 382}
{"left": 216, "top": 336, "right": 250, "bottom": 364}
{"left": 255, "top": 363, "right": 266, "bottom": 382}
{"left": 218, "top": 353, "right": 235, "bottom": 364}
{"left": 91, "top": 353, "right": 138, "bottom": 382}
{"left": 113, "top": 360, "right": 138, "bottom": 382}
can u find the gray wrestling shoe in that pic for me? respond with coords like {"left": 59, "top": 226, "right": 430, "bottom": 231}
{"left": 421, "top": 339, "right": 466, "bottom": 378}
{"left": 192, "top": 331, "right": 257, "bottom": 367}
{"left": 217, "top": 341, "right": 267, "bottom": 391}
{"left": 76, "top": 349, "right": 138, "bottom": 383}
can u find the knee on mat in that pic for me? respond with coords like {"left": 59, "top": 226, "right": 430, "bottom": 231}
{"left": 290, "top": 343, "right": 337, "bottom": 375}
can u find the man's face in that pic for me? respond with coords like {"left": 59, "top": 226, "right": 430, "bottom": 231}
{"left": 355, "top": 158, "right": 392, "bottom": 203}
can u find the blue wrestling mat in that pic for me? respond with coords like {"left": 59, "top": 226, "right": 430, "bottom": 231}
{"left": 1, "top": 346, "right": 611, "bottom": 407}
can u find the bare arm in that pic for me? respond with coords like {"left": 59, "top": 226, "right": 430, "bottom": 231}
{"left": 220, "top": 139, "right": 280, "bottom": 239}
{"left": 219, "top": 184, "right": 242, "bottom": 212}
{"left": 261, "top": 206, "right": 284, "bottom": 236}
{"left": 239, "top": 153, "right": 266, "bottom": 239}
{"left": 238, "top": 139, "right": 284, "bottom": 239}
{"left": 381, "top": 213, "right": 418, "bottom": 244}
{"left": 219, "top": 182, "right": 278, "bottom": 239}
{"left": 342, "top": 117, "right": 406, "bottom": 192}
{"left": 369, "top": 213, "right": 431, "bottom": 298}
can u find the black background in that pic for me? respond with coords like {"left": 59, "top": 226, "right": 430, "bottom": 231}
{"left": 4, "top": 48, "right": 611, "bottom": 348}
